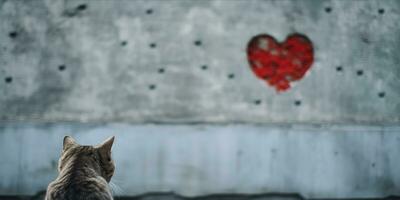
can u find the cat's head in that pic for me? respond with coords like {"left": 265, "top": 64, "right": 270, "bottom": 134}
{"left": 58, "top": 136, "right": 115, "bottom": 183}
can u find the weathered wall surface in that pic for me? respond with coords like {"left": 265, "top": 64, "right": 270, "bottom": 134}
{"left": 1, "top": 124, "right": 400, "bottom": 199}
{"left": 0, "top": 0, "right": 399, "bottom": 124}
{"left": 1, "top": 0, "right": 400, "bottom": 199}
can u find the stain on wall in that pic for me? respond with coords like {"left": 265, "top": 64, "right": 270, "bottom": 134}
{"left": 247, "top": 33, "right": 314, "bottom": 92}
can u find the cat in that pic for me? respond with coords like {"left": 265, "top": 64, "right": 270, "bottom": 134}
{"left": 45, "top": 136, "right": 115, "bottom": 200}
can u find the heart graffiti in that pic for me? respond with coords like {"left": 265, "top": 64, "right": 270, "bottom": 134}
{"left": 247, "top": 33, "right": 314, "bottom": 92}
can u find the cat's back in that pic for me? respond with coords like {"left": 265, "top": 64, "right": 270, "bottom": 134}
{"left": 46, "top": 176, "right": 113, "bottom": 200}
{"left": 46, "top": 136, "right": 116, "bottom": 200}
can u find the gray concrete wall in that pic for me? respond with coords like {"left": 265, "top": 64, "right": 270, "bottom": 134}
{"left": 1, "top": 123, "right": 400, "bottom": 199}
{"left": 1, "top": 0, "right": 400, "bottom": 199}
{"left": 0, "top": 0, "right": 399, "bottom": 124}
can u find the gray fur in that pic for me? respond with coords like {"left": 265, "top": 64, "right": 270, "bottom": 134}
{"left": 46, "top": 136, "right": 115, "bottom": 200}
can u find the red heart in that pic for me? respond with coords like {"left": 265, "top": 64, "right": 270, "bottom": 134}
{"left": 246, "top": 33, "right": 314, "bottom": 92}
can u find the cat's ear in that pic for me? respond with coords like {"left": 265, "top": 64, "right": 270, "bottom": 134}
{"left": 63, "top": 136, "right": 77, "bottom": 151}
{"left": 97, "top": 136, "right": 114, "bottom": 154}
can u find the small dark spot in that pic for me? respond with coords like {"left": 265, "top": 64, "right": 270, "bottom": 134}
{"left": 9, "top": 31, "right": 18, "bottom": 38}
{"left": 336, "top": 66, "right": 343, "bottom": 72}
{"left": 357, "top": 70, "right": 364, "bottom": 76}
{"left": 146, "top": 9, "right": 153, "bottom": 14}
{"left": 378, "top": 92, "right": 385, "bottom": 98}
{"left": 271, "top": 148, "right": 277, "bottom": 153}
{"left": 150, "top": 43, "right": 157, "bottom": 48}
{"left": 378, "top": 8, "right": 385, "bottom": 15}
{"left": 201, "top": 65, "right": 208, "bottom": 70}
{"left": 360, "top": 34, "right": 370, "bottom": 44}
{"left": 58, "top": 65, "right": 66, "bottom": 71}
{"left": 334, "top": 151, "right": 338, "bottom": 155}
{"left": 371, "top": 162, "right": 376, "bottom": 167}
{"left": 294, "top": 100, "right": 301, "bottom": 106}
{"left": 149, "top": 84, "right": 156, "bottom": 90}
{"left": 254, "top": 100, "right": 261, "bottom": 105}
{"left": 77, "top": 4, "right": 87, "bottom": 11}
{"left": 121, "top": 41, "right": 127, "bottom": 46}
{"left": 228, "top": 74, "right": 235, "bottom": 79}
{"left": 107, "top": 157, "right": 111, "bottom": 162}
{"left": 5, "top": 76, "right": 12, "bottom": 83}
{"left": 158, "top": 68, "right": 165, "bottom": 74}
{"left": 325, "top": 7, "right": 332, "bottom": 13}
{"left": 194, "top": 40, "right": 202, "bottom": 46}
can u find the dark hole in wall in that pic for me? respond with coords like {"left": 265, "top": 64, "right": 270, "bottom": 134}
{"left": 64, "top": 3, "right": 88, "bottom": 17}
{"left": 201, "top": 65, "right": 208, "bottom": 70}
{"left": 150, "top": 43, "right": 157, "bottom": 48}
{"left": 254, "top": 100, "right": 261, "bottom": 105}
{"left": 146, "top": 9, "right": 153, "bottom": 14}
{"left": 158, "top": 68, "right": 165, "bottom": 74}
{"left": 194, "top": 40, "right": 202, "bottom": 46}
{"left": 228, "top": 74, "right": 235, "bottom": 79}
{"left": 9, "top": 31, "right": 18, "bottom": 39}
{"left": 336, "top": 66, "right": 343, "bottom": 72}
{"left": 357, "top": 70, "right": 364, "bottom": 76}
{"left": 121, "top": 41, "right": 128, "bottom": 46}
{"left": 5, "top": 77, "right": 13, "bottom": 83}
{"left": 149, "top": 84, "right": 156, "bottom": 90}
{"left": 294, "top": 100, "right": 301, "bottom": 106}
{"left": 378, "top": 92, "right": 385, "bottom": 98}
{"left": 58, "top": 65, "right": 66, "bottom": 71}
{"left": 378, "top": 8, "right": 385, "bottom": 14}
{"left": 361, "top": 35, "right": 370, "bottom": 44}
{"left": 77, "top": 4, "right": 87, "bottom": 11}
{"left": 325, "top": 7, "right": 332, "bottom": 13}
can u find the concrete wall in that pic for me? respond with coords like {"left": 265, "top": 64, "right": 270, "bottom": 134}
{"left": 1, "top": 0, "right": 400, "bottom": 199}
{"left": 0, "top": 0, "right": 399, "bottom": 124}
{"left": 1, "top": 123, "right": 400, "bottom": 199}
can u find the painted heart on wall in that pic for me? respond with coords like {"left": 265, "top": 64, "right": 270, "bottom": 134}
{"left": 246, "top": 33, "right": 314, "bottom": 92}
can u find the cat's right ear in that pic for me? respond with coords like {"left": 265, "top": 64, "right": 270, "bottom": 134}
{"left": 63, "top": 136, "right": 77, "bottom": 151}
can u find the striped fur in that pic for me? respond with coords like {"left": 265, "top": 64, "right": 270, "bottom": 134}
{"left": 46, "top": 136, "right": 115, "bottom": 200}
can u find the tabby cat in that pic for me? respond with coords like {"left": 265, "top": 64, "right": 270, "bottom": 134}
{"left": 46, "top": 136, "right": 115, "bottom": 200}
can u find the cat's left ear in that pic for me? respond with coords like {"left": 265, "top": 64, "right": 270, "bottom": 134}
{"left": 97, "top": 136, "right": 115, "bottom": 154}
{"left": 63, "top": 136, "right": 77, "bottom": 151}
